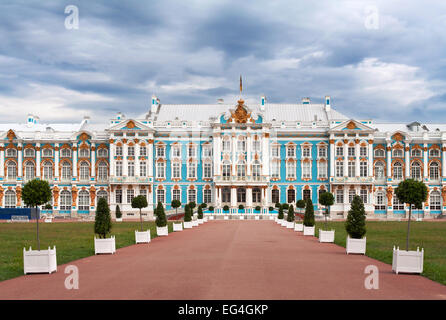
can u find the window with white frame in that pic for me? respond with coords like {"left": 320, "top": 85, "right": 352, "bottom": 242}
{"left": 157, "top": 189, "right": 165, "bottom": 204}
{"left": 287, "top": 146, "right": 295, "bottom": 157}
{"left": 336, "top": 146, "right": 343, "bottom": 156}
{"left": 430, "top": 191, "right": 441, "bottom": 210}
{"left": 115, "top": 146, "right": 123, "bottom": 156}
{"left": 139, "top": 146, "right": 147, "bottom": 157}
{"left": 61, "top": 148, "right": 71, "bottom": 157}
{"left": 271, "top": 146, "right": 279, "bottom": 157}
{"left": 411, "top": 161, "right": 421, "bottom": 180}
{"left": 42, "top": 148, "right": 53, "bottom": 157}
{"left": 172, "top": 189, "right": 181, "bottom": 201}
{"left": 97, "top": 190, "right": 107, "bottom": 203}
{"left": 127, "top": 146, "right": 135, "bottom": 156}
{"left": 188, "top": 145, "right": 196, "bottom": 157}
{"left": 318, "top": 161, "right": 327, "bottom": 179}
{"left": 393, "top": 195, "right": 405, "bottom": 210}
{"left": 393, "top": 149, "right": 403, "bottom": 158}
{"left": 203, "top": 147, "right": 212, "bottom": 158}
{"left": 303, "top": 189, "right": 311, "bottom": 201}
{"left": 286, "top": 161, "right": 296, "bottom": 179}
{"left": 6, "top": 148, "right": 17, "bottom": 157}
{"left": 4, "top": 190, "right": 16, "bottom": 208}
{"left": 204, "top": 189, "right": 212, "bottom": 204}
{"left": 360, "top": 146, "right": 367, "bottom": 157}
{"left": 360, "top": 189, "right": 368, "bottom": 204}
{"left": 139, "top": 161, "right": 146, "bottom": 177}
{"left": 302, "top": 147, "right": 311, "bottom": 158}
{"left": 252, "top": 140, "right": 261, "bottom": 152}
{"left": 115, "top": 189, "right": 122, "bottom": 204}
{"left": 222, "top": 161, "right": 231, "bottom": 179}
{"left": 188, "top": 189, "right": 196, "bottom": 203}
{"left": 127, "top": 189, "right": 135, "bottom": 203}
{"left": 98, "top": 148, "right": 108, "bottom": 157}
{"left": 336, "top": 189, "right": 344, "bottom": 204}
{"left": 78, "top": 148, "right": 89, "bottom": 158}
{"left": 375, "top": 192, "right": 386, "bottom": 210}
{"left": 24, "top": 161, "right": 35, "bottom": 181}
{"left": 78, "top": 190, "right": 89, "bottom": 211}
{"left": 348, "top": 146, "right": 355, "bottom": 157}
{"left": 302, "top": 161, "right": 311, "bottom": 179}
{"left": 272, "top": 189, "right": 280, "bottom": 204}
{"left": 360, "top": 161, "right": 368, "bottom": 177}
{"left": 375, "top": 161, "right": 385, "bottom": 180}
{"left": 43, "top": 161, "right": 53, "bottom": 180}
{"left": 237, "top": 139, "right": 246, "bottom": 153}
{"left": 156, "top": 162, "right": 165, "bottom": 179}
{"left": 116, "top": 161, "right": 123, "bottom": 177}
{"left": 172, "top": 145, "right": 181, "bottom": 158}
{"left": 411, "top": 149, "right": 421, "bottom": 157}
{"left": 24, "top": 148, "right": 35, "bottom": 157}
{"left": 374, "top": 149, "right": 385, "bottom": 157}
{"left": 237, "top": 161, "right": 246, "bottom": 178}
{"left": 252, "top": 161, "right": 261, "bottom": 178}
{"left": 335, "top": 160, "right": 343, "bottom": 177}
{"left": 271, "top": 161, "right": 280, "bottom": 179}
{"left": 156, "top": 146, "right": 165, "bottom": 157}
{"left": 172, "top": 162, "right": 181, "bottom": 179}
{"left": 128, "top": 161, "right": 135, "bottom": 177}
{"left": 203, "top": 162, "right": 212, "bottom": 179}
{"left": 430, "top": 162, "right": 439, "bottom": 180}
{"left": 6, "top": 161, "right": 16, "bottom": 179}
{"left": 98, "top": 161, "right": 108, "bottom": 181}
{"left": 348, "top": 161, "right": 355, "bottom": 177}
{"left": 393, "top": 162, "right": 403, "bottom": 180}
{"left": 222, "top": 140, "right": 231, "bottom": 152}
{"left": 318, "top": 147, "right": 327, "bottom": 158}
{"left": 188, "top": 162, "right": 197, "bottom": 179}
{"left": 60, "top": 190, "right": 71, "bottom": 210}
{"left": 348, "top": 189, "right": 356, "bottom": 203}
{"left": 61, "top": 161, "right": 71, "bottom": 181}
{"left": 429, "top": 149, "right": 440, "bottom": 158}
{"left": 79, "top": 161, "right": 90, "bottom": 181}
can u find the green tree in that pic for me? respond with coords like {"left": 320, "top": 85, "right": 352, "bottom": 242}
{"left": 171, "top": 199, "right": 181, "bottom": 215}
{"left": 200, "top": 203, "right": 207, "bottom": 209}
{"left": 94, "top": 197, "right": 112, "bottom": 239}
{"left": 132, "top": 195, "right": 148, "bottom": 231}
{"left": 184, "top": 203, "right": 192, "bottom": 222}
{"left": 155, "top": 202, "right": 167, "bottom": 227}
{"left": 345, "top": 195, "right": 366, "bottom": 239}
{"left": 278, "top": 204, "right": 284, "bottom": 220}
{"left": 198, "top": 205, "right": 204, "bottom": 219}
{"left": 303, "top": 198, "right": 315, "bottom": 227}
{"left": 296, "top": 200, "right": 306, "bottom": 213}
{"left": 115, "top": 205, "right": 122, "bottom": 219}
{"left": 189, "top": 201, "right": 196, "bottom": 216}
{"left": 22, "top": 179, "right": 52, "bottom": 250}
{"left": 395, "top": 179, "right": 428, "bottom": 251}
{"left": 319, "top": 192, "right": 334, "bottom": 230}
{"left": 287, "top": 204, "right": 295, "bottom": 222}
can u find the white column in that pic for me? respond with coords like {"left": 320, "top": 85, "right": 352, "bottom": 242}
{"left": 148, "top": 140, "right": 154, "bottom": 177}
{"left": 368, "top": 140, "right": 373, "bottom": 177}
{"left": 246, "top": 187, "right": 253, "bottom": 208}
{"left": 134, "top": 144, "right": 140, "bottom": 176}
{"left": 442, "top": 143, "right": 446, "bottom": 178}
{"left": 213, "top": 133, "right": 221, "bottom": 176}
{"left": 231, "top": 187, "right": 237, "bottom": 207}
{"left": 231, "top": 133, "right": 236, "bottom": 176}
{"left": 246, "top": 132, "right": 252, "bottom": 176}
{"left": 0, "top": 144, "right": 4, "bottom": 177}
{"left": 423, "top": 143, "right": 428, "bottom": 179}
{"left": 18, "top": 143, "right": 23, "bottom": 178}
{"left": 329, "top": 140, "right": 335, "bottom": 178}
{"left": 262, "top": 132, "right": 270, "bottom": 176}
{"left": 54, "top": 144, "right": 60, "bottom": 178}
{"left": 35, "top": 143, "right": 41, "bottom": 177}
{"left": 343, "top": 141, "right": 348, "bottom": 177}
{"left": 122, "top": 143, "right": 128, "bottom": 176}
{"left": 91, "top": 143, "right": 96, "bottom": 178}
{"left": 355, "top": 140, "right": 360, "bottom": 177}
{"left": 109, "top": 142, "right": 116, "bottom": 176}
{"left": 386, "top": 143, "right": 392, "bottom": 178}
{"left": 72, "top": 143, "right": 78, "bottom": 177}
{"left": 405, "top": 143, "right": 410, "bottom": 178}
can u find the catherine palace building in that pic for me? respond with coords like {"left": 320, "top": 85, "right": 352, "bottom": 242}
{"left": 0, "top": 94, "right": 445, "bottom": 220}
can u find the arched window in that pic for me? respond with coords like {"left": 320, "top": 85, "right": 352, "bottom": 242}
{"left": 222, "top": 187, "right": 231, "bottom": 203}
{"left": 237, "top": 161, "right": 246, "bottom": 179}
{"left": 303, "top": 189, "right": 311, "bottom": 201}
{"left": 97, "top": 161, "right": 108, "bottom": 181}
{"left": 6, "top": 160, "right": 17, "bottom": 179}
{"left": 252, "top": 160, "right": 261, "bottom": 179}
{"left": 374, "top": 149, "right": 385, "bottom": 157}
{"left": 42, "top": 148, "right": 53, "bottom": 157}
{"left": 6, "top": 148, "right": 17, "bottom": 157}
{"left": 222, "top": 161, "right": 231, "bottom": 179}
{"left": 272, "top": 189, "right": 280, "bottom": 204}
{"left": 79, "top": 148, "right": 90, "bottom": 158}
{"left": 78, "top": 190, "right": 89, "bottom": 211}
{"left": 188, "top": 188, "right": 196, "bottom": 203}
{"left": 286, "top": 161, "right": 296, "bottom": 179}
{"left": 252, "top": 187, "right": 261, "bottom": 203}
{"left": 375, "top": 192, "right": 386, "bottom": 210}
{"left": 24, "top": 148, "right": 35, "bottom": 157}
{"left": 98, "top": 148, "right": 108, "bottom": 157}
{"left": 302, "top": 161, "right": 311, "bottom": 179}
{"left": 5, "top": 190, "right": 16, "bottom": 208}
{"left": 24, "top": 161, "right": 35, "bottom": 181}
{"left": 97, "top": 190, "right": 108, "bottom": 204}
{"left": 237, "top": 187, "right": 246, "bottom": 203}
{"left": 237, "top": 137, "right": 246, "bottom": 152}
{"left": 430, "top": 162, "right": 440, "bottom": 180}
{"left": 374, "top": 161, "right": 385, "bottom": 180}
{"left": 60, "top": 148, "right": 71, "bottom": 158}
{"left": 411, "top": 161, "right": 421, "bottom": 180}
{"left": 411, "top": 149, "right": 422, "bottom": 157}
{"left": 203, "top": 189, "right": 212, "bottom": 204}
{"left": 430, "top": 191, "right": 441, "bottom": 210}
{"left": 42, "top": 161, "right": 53, "bottom": 181}
{"left": 60, "top": 190, "right": 72, "bottom": 211}
{"left": 61, "top": 161, "right": 71, "bottom": 181}
{"left": 429, "top": 149, "right": 440, "bottom": 158}
{"left": 393, "top": 162, "right": 403, "bottom": 180}
{"left": 79, "top": 161, "right": 90, "bottom": 181}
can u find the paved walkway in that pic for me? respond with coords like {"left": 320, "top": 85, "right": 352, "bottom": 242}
{"left": 1, "top": 220, "right": 446, "bottom": 299}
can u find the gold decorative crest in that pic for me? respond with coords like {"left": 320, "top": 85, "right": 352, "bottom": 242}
{"left": 229, "top": 99, "right": 251, "bottom": 124}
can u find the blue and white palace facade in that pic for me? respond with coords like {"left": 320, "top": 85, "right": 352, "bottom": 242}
{"left": 0, "top": 95, "right": 445, "bottom": 219}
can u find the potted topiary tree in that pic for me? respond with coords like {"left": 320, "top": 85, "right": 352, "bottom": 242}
{"left": 183, "top": 203, "right": 193, "bottom": 229}
{"left": 171, "top": 199, "right": 181, "bottom": 216}
{"left": 280, "top": 203, "right": 288, "bottom": 226}
{"left": 238, "top": 204, "right": 245, "bottom": 219}
{"left": 294, "top": 200, "right": 305, "bottom": 232}
{"left": 155, "top": 202, "right": 168, "bottom": 236}
{"left": 303, "top": 199, "right": 315, "bottom": 236}
{"left": 200, "top": 203, "right": 208, "bottom": 222}
{"left": 94, "top": 197, "right": 115, "bottom": 254}
{"left": 277, "top": 204, "right": 284, "bottom": 224}
{"left": 22, "top": 179, "right": 56, "bottom": 274}
{"left": 115, "top": 205, "right": 122, "bottom": 222}
{"left": 345, "top": 195, "right": 367, "bottom": 254}
{"left": 197, "top": 205, "right": 204, "bottom": 224}
{"left": 189, "top": 202, "right": 198, "bottom": 226}
{"left": 208, "top": 205, "right": 215, "bottom": 220}
{"left": 319, "top": 192, "right": 335, "bottom": 243}
{"left": 132, "top": 195, "right": 150, "bottom": 244}
{"left": 392, "top": 179, "right": 428, "bottom": 274}
{"left": 286, "top": 204, "right": 295, "bottom": 229}
{"left": 223, "top": 205, "right": 230, "bottom": 219}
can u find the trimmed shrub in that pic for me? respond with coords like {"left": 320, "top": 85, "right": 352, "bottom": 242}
{"left": 171, "top": 199, "right": 181, "bottom": 215}
{"left": 200, "top": 203, "right": 207, "bottom": 209}
{"left": 275, "top": 202, "right": 281, "bottom": 208}
{"left": 296, "top": 200, "right": 306, "bottom": 210}
{"left": 255, "top": 205, "right": 261, "bottom": 211}
{"left": 115, "top": 205, "right": 122, "bottom": 218}
{"left": 208, "top": 206, "right": 214, "bottom": 211}
{"left": 282, "top": 203, "right": 289, "bottom": 210}
{"left": 198, "top": 205, "right": 203, "bottom": 219}
{"left": 303, "top": 198, "right": 315, "bottom": 227}
{"left": 278, "top": 205, "right": 284, "bottom": 219}
{"left": 238, "top": 204, "right": 244, "bottom": 210}
{"left": 223, "top": 205, "right": 229, "bottom": 211}
{"left": 94, "top": 197, "right": 112, "bottom": 239}
{"left": 319, "top": 192, "right": 334, "bottom": 230}
{"left": 155, "top": 202, "right": 167, "bottom": 227}
{"left": 184, "top": 204, "right": 192, "bottom": 222}
{"left": 44, "top": 204, "right": 52, "bottom": 210}
{"left": 287, "top": 204, "right": 295, "bottom": 222}
{"left": 345, "top": 195, "right": 366, "bottom": 239}
{"left": 269, "top": 206, "right": 274, "bottom": 211}
{"left": 132, "top": 195, "right": 148, "bottom": 231}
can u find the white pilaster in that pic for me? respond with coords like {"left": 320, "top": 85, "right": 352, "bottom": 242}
{"left": 91, "top": 143, "right": 96, "bottom": 178}
{"left": 442, "top": 143, "right": 446, "bottom": 178}
{"left": 423, "top": 143, "right": 428, "bottom": 179}
{"left": 54, "top": 144, "right": 59, "bottom": 178}
{"left": 262, "top": 131, "right": 270, "bottom": 176}
{"left": 109, "top": 142, "right": 116, "bottom": 176}
{"left": 72, "top": 143, "right": 78, "bottom": 177}
{"left": 246, "top": 130, "right": 252, "bottom": 176}
{"left": 405, "top": 143, "right": 410, "bottom": 178}
{"left": 246, "top": 187, "right": 253, "bottom": 208}
{"left": 35, "top": 143, "right": 40, "bottom": 177}
{"left": 231, "top": 187, "right": 237, "bottom": 207}
{"left": 18, "top": 143, "right": 23, "bottom": 177}
{"left": 386, "top": 143, "right": 392, "bottom": 178}
{"left": 0, "top": 144, "right": 4, "bottom": 177}
{"left": 329, "top": 139, "right": 335, "bottom": 178}
{"left": 368, "top": 140, "right": 373, "bottom": 177}
{"left": 343, "top": 141, "right": 348, "bottom": 177}
{"left": 355, "top": 141, "right": 360, "bottom": 177}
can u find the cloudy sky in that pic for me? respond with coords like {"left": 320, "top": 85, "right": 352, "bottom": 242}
{"left": 1, "top": 0, "right": 446, "bottom": 124}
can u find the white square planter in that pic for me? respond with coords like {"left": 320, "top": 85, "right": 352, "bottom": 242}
{"left": 156, "top": 226, "right": 168, "bottom": 236}
{"left": 44, "top": 218, "right": 53, "bottom": 223}
{"left": 135, "top": 230, "right": 151, "bottom": 244}
{"left": 294, "top": 223, "right": 304, "bottom": 232}
{"left": 255, "top": 215, "right": 260, "bottom": 220}
{"left": 173, "top": 222, "right": 183, "bottom": 231}
{"left": 239, "top": 215, "right": 245, "bottom": 220}
{"left": 116, "top": 218, "right": 122, "bottom": 222}
{"left": 303, "top": 226, "right": 315, "bottom": 236}
{"left": 319, "top": 230, "right": 335, "bottom": 243}
{"left": 276, "top": 218, "right": 283, "bottom": 224}
{"left": 224, "top": 216, "right": 229, "bottom": 220}
{"left": 23, "top": 246, "right": 57, "bottom": 274}
{"left": 94, "top": 236, "right": 116, "bottom": 255}
{"left": 269, "top": 215, "right": 274, "bottom": 220}
{"left": 209, "top": 216, "right": 215, "bottom": 220}
{"left": 280, "top": 219, "right": 287, "bottom": 227}
{"left": 183, "top": 221, "right": 193, "bottom": 229}
{"left": 392, "top": 246, "right": 424, "bottom": 274}
{"left": 286, "top": 221, "right": 295, "bottom": 229}
{"left": 204, "top": 217, "right": 208, "bottom": 222}
{"left": 198, "top": 218, "right": 204, "bottom": 224}
{"left": 192, "top": 220, "right": 199, "bottom": 227}
{"left": 346, "top": 236, "right": 366, "bottom": 254}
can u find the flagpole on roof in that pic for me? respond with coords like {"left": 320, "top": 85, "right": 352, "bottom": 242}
{"left": 239, "top": 75, "right": 242, "bottom": 99}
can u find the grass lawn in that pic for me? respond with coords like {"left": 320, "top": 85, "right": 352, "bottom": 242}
{"left": 0, "top": 221, "right": 174, "bottom": 282}
{"left": 314, "top": 220, "right": 446, "bottom": 285}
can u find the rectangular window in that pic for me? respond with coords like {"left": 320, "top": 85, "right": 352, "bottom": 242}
{"left": 318, "top": 161, "right": 327, "bottom": 179}
{"left": 336, "top": 146, "right": 343, "bottom": 156}
{"left": 360, "top": 189, "right": 368, "bottom": 204}
{"left": 188, "top": 146, "right": 196, "bottom": 157}
{"left": 360, "top": 161, "right": 368, "bottom": 177}
{"left": 302, "top": 162, "right": 311, "bottom": 179}
{"left": 127, "top": 189, "right": 134, "bottom": 203}
{"left": 302, "top": 147, "right": 311, "bottom": 158}
{"left": 139, "top": 147, "right": 147, "bottom": 157}
{"left": 204, "top": 163, "right": 212, "bottom": 178}
{"left": 203, "top": 147, "right": 212, "bottom": 157}
{"left": 188, "top": 162, "right": 197, "bottom": 178}
{"left": 222, "top": 140, "right": 230, "bottom": 152}
{"left": 156, "top": 147, "right": 165, "bottom": 157}
{"left": 336, "top": 161, "right": 343, "bottom": 177}
{"left": 360, "top": 146, "right": 367, "bottom": 157}
{"left": 287, "top": 147, "right": 295, "bottom": 157}
{"left": 128, "top": 146, "right": 135, "bottom": 156}
{"left": 393, "top": 196, "right": 405, "bottom": 210}
{"left": 156, "top": 162, "right": 165, "bottom": 179}
{"left": 204, "top": 189, "right": 212, "bottom": 204}
{"left": 172, "top": 189, "right": 181, "bottom": 201}
{"left": 271, "top": 161, "right": 280, "bottom": 179}
{"left": 336, "top": 189, "right": 344, "bottom": 204}
{"left": 116, "top": 161, "right": 123, "bottom": 177}
{"left": 115, "top": 146, "right": 122, "bottom": 156}
{"left": 272, "top": 146, "right": 279, "bottom": 157}
{"left": 139, "top": 161, "right": 146, "bottom": 177}
{"left": 375, "top": 193, "right": 386, "bottom": 210}
{"left": 318, "top": 147, "right": 327, "bottom": 158}
{"left": 253, "top": 141, "right": 261, "bottom": 152}
{"left": 348, "top": 161, "right": 355, "bottom": 177}
{"left": 172, "top": 162, "right": 181, "bottom": 179}
{"left": 348, "top": 147, "right": 355, "bottom": 157}
{"left": 286, "top": 162, "right": 296, "bottom": 179}
{"left": 128, "top": 161, "right": 135, "bottom": 177}
{"left": 188, "top": 189, "right": 196, "bottom": 203}
{"left": 157, "top": 189, "right": 165, "bottom": 204}
{"left": 348, "top": 189, "right": 356, "bottom": 203}
{"left": 115, "top": 190, "right": 122, "bottom": 204}
{"left": 139, "top": 189, "right": 147, "bottom": 199}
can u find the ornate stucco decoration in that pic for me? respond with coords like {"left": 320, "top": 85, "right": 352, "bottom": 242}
{"left": 228, "top": 99, "right": 252, "bottom": 124}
